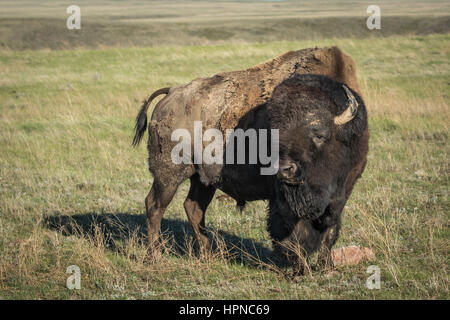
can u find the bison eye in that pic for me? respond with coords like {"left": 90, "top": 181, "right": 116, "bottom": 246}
{"left": 312, "top": 135, "right": 326, "bottom": 149}
{"left": 309, "top": 127, "right": 329, "bottom": 149}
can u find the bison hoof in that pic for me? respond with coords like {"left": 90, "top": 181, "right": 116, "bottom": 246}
{"left": 288, "top": 268, "right": 306, "bottom": 282}
{"left": 290, "top": 262, "right": 310, "bottom": 279}
{"left": 146, "top": 246, "right": 163, "bottom": 262}
{"left": 316, "top": 257, "right": 335, "bottom": 272}
{"left": 197, "top": 248, "right": 213, "bottom": 260}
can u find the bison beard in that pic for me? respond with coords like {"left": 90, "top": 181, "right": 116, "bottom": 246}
{"left": 268, "top": 180, "right": 326, "bottom": 242}
{"left": 279, "top": 182, "right": 324, "bottom": 220}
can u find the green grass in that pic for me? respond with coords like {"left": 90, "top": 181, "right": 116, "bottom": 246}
{"left": 0, "top": 0, "right": 449, "bottom": 300}
{"left": 0, "top": 33, "right": 448, "bottom": 299}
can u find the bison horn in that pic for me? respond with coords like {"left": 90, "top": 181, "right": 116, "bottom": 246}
{"left": 334, "top": 85, "right": 359, "bottom": 125}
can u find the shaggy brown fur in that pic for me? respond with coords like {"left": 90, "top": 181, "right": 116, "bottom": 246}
{"left": 132, "top": 47, "right": 369, "bottom": 275}
{"left": 217, "top": 46, "right": 360, "bottom": 131}
{"left": 133, "top": 46, "right": 361, "bottom": 186}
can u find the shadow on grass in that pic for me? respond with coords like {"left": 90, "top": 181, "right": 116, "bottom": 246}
{"left": 43, "top": 211, "right": 287, "bottom": 269}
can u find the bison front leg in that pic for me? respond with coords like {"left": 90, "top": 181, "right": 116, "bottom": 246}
{"left": 316, "top": 223, "right": 341, "bottom": 271}
{"left": 315, "top": 204, "right": 343, "bottom": 272}
{"left": 268, "top": 201, "right": 321, "bottom": 277}
{"left": 270, "top": 219, "right": 322, "bottom": 277}
{"left": 288, "top": 220, "right": 323, "bottom": 276}
{"left": 183, "top": 174, "right": 216, "bottom": 255}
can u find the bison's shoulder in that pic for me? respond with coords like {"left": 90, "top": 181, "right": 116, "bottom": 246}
{"left": 217, "top": 46, "right": 361, "bottom": 130}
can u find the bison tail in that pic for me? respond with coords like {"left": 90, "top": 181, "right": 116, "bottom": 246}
{"left": 132, "top": 87, "right": 170, "bottom": 147}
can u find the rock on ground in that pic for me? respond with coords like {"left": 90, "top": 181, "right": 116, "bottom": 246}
{"left": 331, "top": 246, "right": 375, "bottom": 266}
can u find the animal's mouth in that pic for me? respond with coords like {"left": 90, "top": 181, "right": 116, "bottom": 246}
{"left": 276, "top": 173, "right": 305, "bottom": 186}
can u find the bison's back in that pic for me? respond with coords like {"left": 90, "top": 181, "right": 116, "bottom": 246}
{"left": 146, "top": 46, "right": 362, "bottom": 182}
{"left": 153, "top": 46, "right": 360, "bottom": 134}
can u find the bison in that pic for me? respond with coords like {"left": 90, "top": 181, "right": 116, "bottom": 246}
{"left": 132, "top": 47, "right": 369, "bottom": 275}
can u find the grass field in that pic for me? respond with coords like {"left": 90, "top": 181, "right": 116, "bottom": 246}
{"left": 0, "top": 1, "right": 449, "bottom": 299}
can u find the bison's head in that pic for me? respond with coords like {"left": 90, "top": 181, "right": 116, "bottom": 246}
{"left": 267, "top": 74, "right": 367, "bottom": 240}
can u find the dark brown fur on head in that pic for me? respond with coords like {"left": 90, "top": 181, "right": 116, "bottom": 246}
{"left": 266, "top": 74, "right": 367, "bottom": 242}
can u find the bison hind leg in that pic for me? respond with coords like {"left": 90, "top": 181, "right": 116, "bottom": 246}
{"left": 145, "top": 178, "right": 180, "bottom": 257}
{"left": 183, "top": 174, "right": 216, "bottom": 255}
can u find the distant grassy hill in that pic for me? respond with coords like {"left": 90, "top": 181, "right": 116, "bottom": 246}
{"left": 0, "top": 0, "right": 449, "bottom": 49}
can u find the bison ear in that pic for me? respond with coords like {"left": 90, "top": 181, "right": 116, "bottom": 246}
{"left": 335, "top": 86, "right": 367, "bottom": 144}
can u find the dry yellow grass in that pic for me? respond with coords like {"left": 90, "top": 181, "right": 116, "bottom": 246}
{"left": 0, "top": 33, "right": 449, "bottom": 299}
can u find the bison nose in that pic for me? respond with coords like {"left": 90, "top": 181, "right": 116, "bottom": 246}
{"left": 278, "top": 161, "right": 298, "bottom": 180}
